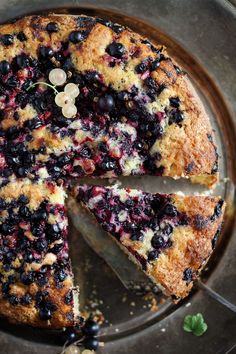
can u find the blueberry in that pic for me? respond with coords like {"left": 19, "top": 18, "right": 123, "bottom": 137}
{"left": 46, "top": 22, "right": 59, "bottom": 33}
{"left": 65, "top": 290, "right": 73, "bottom": 304}
{"left": 50, "top": 242, "right": 64, "bottom": 254}
{"left": 36, "top": 273, "right": 48, "bottom": 286}
{"left": 33, "top": 209, "right": 47, "bottom": 221}
{"left": 39, "top": 307, "right": 52, "bottom": 321}
{"left": 162, "top": 223, "right": 173, "bottom": 235}
{"left": 169, "top": 96, "right": 180, "bottom": 108}
{"left": 35, "top": 239, "right": 48, "bottom": 252}
{"left": 151, "top": 196, "right": 165, "bottom": 212}
{"left": 8, "top": 295, "right": 19, "bottom": 305}
{"left": 21, "top": 272, "right": 34, "bottom": 285}
{"left": 6, "top": 76, "right": 19, "bottom": 89}
{"left": 18, "top": 195, "right": 29, "bottom": 204}
{"left": 16, "top": 54, "right": 30, "bottom": 69}
{"left": 98, "top": 94, "right": 115, "bottom": 112}
{"left": 21, "top": 294, "right": 32, "bottom": 305}
{"left": 100, "top": 159, "right": 116, "bottom": 171}
{"left": 31, "top": 226, "right": 43, "bottom": 237}
{"left": 151, "top": 235, "right": 165, "bottom": 249}
{"left": 17, "top": 31, "right": 27, "bottom": 42}
{"left": 5, "top": 251, "right": 16, "bottom": 263}
{"left": 79, "top": 146, "right": 91, "bottom": 158}
{"left": 62, "top": 327, "right": 79, "bottom": 344}
{"left": 55, "top": 269, "right": 67, "bottom": 282}
{"left": 26, "top": 118, "right": 42, "bottom": 130}
{"left": 125, "top": 199, "right": 135, "bottom": 207}
{"left": 151, "top": 123, "right": 163, "bottom": 138}
{"left": 63, "top": 57, "right": 74, "bottom": 71}
{"left": 83, "top": 337, "right": 99, "bottom": 351}
{"left": 168, "top": 109, "right": 184, "bottom": 125}
{"left": 183, "top": 268, "right": 193, "bottom": 284}
{"left": 150, "top": 59, "right": 160, "bottom": 71}
{"left": 36, "top": 290, "right": 48, "bottom": 304}
{"left": 85, "top": 71, "right": 100, "bottom": 83}
{"left": 96, "top": 18, "right": 112, "bottom": 27}
{"left": 46, "top": 223, "right": 62, "bottom": 240}
{"left": 135, "top": 61, "right": 148, "bottom": 74}
{"left": 99, "top": 142, "right": 108, "bottom": 152}
{"left": 164, "top": 204, "right": 177, "bottom": 217}
{"left": 133, "top": 141, "right": 143, "bottom": 151}
{"left": 0, "top": 198, "right": 6, "bottom": 210}
{"left": 148, "top": 249, "right": 159, "bottom": 261}
{"left": 0, "top": 60, "right": 11, "bottom": 75}
{"left": 0, "top": 223, "right": 13, "bottom": 235}
{"left": 1, "top": 34, "right": 14, "bottom": 46}
{"left": 24, "top": 253, "right": 34, "bottom": 263}
{"left": 123, "top": 222, "right": 137, "bottom": 232}
{"left": 130, "top": 232, "right": 144, "bottom": 242}
{"left": 112, "top": 24, "right": 124, "bottom": 34}
{"left": 69, "top": 31, "right": 84, "bottom": 43}
{"left": 83, "top": 319, "right": 100, "bottom": 336}
{"left": 39, "top": 46, "right": 54, "bottom": 58}
{"left": 106, "top": 42, "right": 125, "bottom": 58}
{"left": 58, "top": 154, "right": 71, "bottom": 166}
{"left": 19, "top": 205, "right": 30, "bottom": 218}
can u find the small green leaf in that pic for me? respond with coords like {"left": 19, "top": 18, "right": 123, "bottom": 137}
{"left": 183, "top": 313, "right": 208, "bottom": 337}
{"left": 183, "top": 315, "right": 193, "bottom": 332}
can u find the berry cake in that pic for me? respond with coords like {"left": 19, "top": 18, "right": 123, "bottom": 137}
{"left": 0, "top": 180, "right": 78, "bottom": 328}
{"left": 0, "top": 13, "right": 225, "bottom": 329}
{"left": 0, "top": 14, "right": 218, "bottom": 187}
{"left": 74, "top": 185, "right": 225, "bottom": 299}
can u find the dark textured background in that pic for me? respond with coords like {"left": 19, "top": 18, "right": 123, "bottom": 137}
{"left": 0, "top": 1, "right": 235, "bottom": 353}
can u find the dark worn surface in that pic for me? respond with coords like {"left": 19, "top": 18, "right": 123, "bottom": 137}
{"left": 0, "top": 1, "right": 235, "bottom": 353}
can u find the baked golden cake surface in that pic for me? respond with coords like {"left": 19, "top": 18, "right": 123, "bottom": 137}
{"left": 0, "top": 14, "right": 218, "bottom": 187}
{"left": 75, "top": 185, "right": 225, "bottom": 299}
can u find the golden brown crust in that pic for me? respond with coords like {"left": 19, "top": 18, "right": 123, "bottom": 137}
{"left": 151, "top": 76, "right": 218, "bottom": 185}
{"left": 148, "top": 196, "right": 225, "bottom": 298}
{"left": 0, "top": 278, "right": 76, "bottom": 328}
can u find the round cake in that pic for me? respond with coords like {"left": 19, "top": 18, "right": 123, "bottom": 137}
{"left": 0, "top": 14, "right": 223, "bottom": 329}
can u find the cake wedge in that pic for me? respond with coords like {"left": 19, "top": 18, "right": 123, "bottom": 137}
{"left": 74, "top": 185, "right": 225, "bottom": 300}
{"left": 0, "top": 180, "right": 79, "bottom": 328}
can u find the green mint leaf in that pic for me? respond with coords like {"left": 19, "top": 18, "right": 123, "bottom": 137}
{"left": 193, "top": 322, "right": 208, "bottom": 336}
{"left": 183, "top": 315, "right": 194, "bottom": 332}
{"left": 183, "top": 313, "right": 208, "bottom": 337}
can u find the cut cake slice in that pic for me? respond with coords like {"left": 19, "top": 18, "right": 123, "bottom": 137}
{"left": 74, "top": 184, "right": 225, "bottom": 299}
{"left": 0, "top": 180, "right": 79, "bottom": 328}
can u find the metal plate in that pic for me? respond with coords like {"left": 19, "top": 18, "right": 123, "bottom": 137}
{"left": 0, "top": 1, "right": 235, "bottom": 353}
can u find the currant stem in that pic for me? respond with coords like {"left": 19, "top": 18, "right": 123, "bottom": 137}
{"left": 26, "top": 81, "right": 59, "bottom": 95}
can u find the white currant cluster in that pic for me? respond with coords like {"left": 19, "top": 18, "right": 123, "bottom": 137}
{"left": 48, "top": 68, "right": 80, "bottom": 118}
{"left": 62, "top": 344, "right": 94, "bottom": 354}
